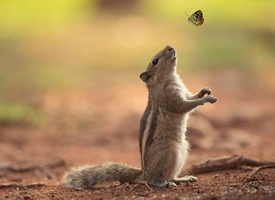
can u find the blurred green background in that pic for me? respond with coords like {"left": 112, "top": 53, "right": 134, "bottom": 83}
{"left": 0, "top": 0, "right": 275, "bottom": 126}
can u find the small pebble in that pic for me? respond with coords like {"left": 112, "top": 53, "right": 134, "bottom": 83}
{"left": 23, "top": 195, "right": 31, "bottom": 200}
{"left": 214, "top": 174, "right": 220, "bottom": 178}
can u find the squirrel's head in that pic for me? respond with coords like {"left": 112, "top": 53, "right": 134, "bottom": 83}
{"left": 140, "top": 45, "right": 177, "bottom": 86}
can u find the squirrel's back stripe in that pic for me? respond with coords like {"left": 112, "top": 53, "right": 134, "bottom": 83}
{"left": 142, "top": 105, "right": 160, "bottom": 173}
{"left": 140, "top": 101, "right": 154, "bottom": 171}
{"left": 139, "top": 101, "right": 151, "bottom": 155}
{"left": 145, "top": 107, "right": 159, "bottom": 152}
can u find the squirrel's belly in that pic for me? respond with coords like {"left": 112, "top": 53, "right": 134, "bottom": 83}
{"left": 168, "top": 138, "right": 190, "bottom": 180}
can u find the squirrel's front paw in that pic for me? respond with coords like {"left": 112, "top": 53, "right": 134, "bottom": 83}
{"left": 198, "top": 88, "right": 211, "bottom": 98}
{"left": 203, "top": 96, "right": 217, "bottom": 104}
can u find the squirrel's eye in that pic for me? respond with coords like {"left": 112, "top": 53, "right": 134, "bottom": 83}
{"left": 152, "top": 58, "right": 159, "bottom": 65}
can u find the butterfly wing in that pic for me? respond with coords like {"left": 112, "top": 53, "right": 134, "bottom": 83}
{"left": 188, "top": 10, "right": 204, "bottom": 26}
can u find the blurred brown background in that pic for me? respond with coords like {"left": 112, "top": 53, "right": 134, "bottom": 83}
{"left": 0, "top": 0, "right": 275, "bottom": 171}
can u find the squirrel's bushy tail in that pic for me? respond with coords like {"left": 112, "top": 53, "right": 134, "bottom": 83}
{"left": 63, "top": 163, "right": 142, "bottom": 188}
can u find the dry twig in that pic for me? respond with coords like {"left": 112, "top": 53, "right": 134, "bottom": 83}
{"left": 185, "top": 155, "right": 275, "bottom": 174}
{"left": 244, "top": 163, "right": 275, "bottom": 182}
{"left": 0, "top": 159, "right": 65, "bottom": 172}
{"left": 0, "top": 183, "right": 46, "bottom": 189}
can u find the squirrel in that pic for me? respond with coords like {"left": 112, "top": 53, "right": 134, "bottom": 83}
{"left": 63, "top": 45, "right": 217, "bottom": 188}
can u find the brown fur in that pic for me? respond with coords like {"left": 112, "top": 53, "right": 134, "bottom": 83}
{"left": 63, "top": 45, "right": 217, "bottom": 188}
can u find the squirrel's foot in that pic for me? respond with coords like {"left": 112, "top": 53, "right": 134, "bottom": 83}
{"left": 166, "top": 182, "right": 177, "bottom": 187}
{"left": 173, "top": 175, "right": 198, "bottom": 183}
{"left": 152, "top": 181, "right": 177, "bottom": 187}
{"left": 202, "top": 96, "right": 217, "bottom": 105}
{"left": 198, "top": 88, "right": 212, "bottom": 98}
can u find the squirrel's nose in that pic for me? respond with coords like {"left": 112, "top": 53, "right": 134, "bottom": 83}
{"left": 165, "top": 45, "right": 175, "bottom": 52}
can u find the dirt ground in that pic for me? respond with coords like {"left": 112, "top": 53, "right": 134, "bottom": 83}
{"left": 0, "top": 70, "right": 275, "bottom": 199}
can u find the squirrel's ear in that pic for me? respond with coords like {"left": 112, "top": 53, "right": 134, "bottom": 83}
{"left": 140, "top": 72, "right": 150, "bottom": 82}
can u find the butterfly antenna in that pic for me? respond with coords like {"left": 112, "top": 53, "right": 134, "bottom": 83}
{"left": 185, "top": 12, "right": 190, "bottom": 24}
{"left": 185, "top": 11, "right": 189, "bottom": 17}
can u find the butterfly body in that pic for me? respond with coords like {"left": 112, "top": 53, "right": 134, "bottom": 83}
{"left": 187, "top": 10, "right": 204, "bottom": 27}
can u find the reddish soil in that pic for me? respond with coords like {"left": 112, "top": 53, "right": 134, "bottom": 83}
{"left": 1, "top": 70, "right": 275, "bottom": 199}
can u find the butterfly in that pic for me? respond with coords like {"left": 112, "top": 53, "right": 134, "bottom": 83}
{"left": 186, "top": 10, "right": 204, "bottom": 26}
